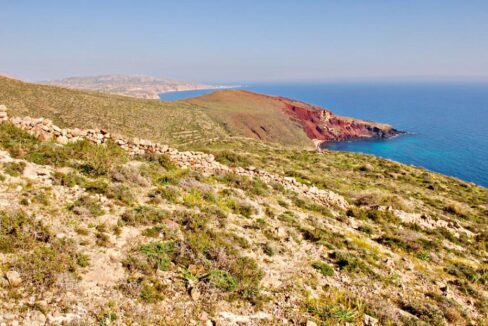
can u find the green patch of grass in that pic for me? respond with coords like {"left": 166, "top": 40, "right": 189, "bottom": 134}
{"left": 3, "top": 161, "right": 26, "bottom": 177}
{"left": 206, "top": 270, "right": 238, "bottom": 291}
{"left": 213, "top": 150, "right": 252, "bottom": 167}
{"left": 0, "top": 123, "right": 127, "bottom": 177}
{"left": 346, "top": 207, "right": 400, "bottom": 224}
{"left": 182, "top": 189, "right": 207, "bottom": 208}
{"left": 445, "top": 263, "right": 487, "bottom": 285}
{"left": 76, "top": 253, "right": 90, "bottom": 267}
{"left": 12, "top": 242, "right": 77, "bottom": 288}
{"left": 312, "top": 261, "right": 334, "bottom": 277}
{"left": 277, "top": 210, "right": 298, "bottom": 225}
{"left": 139, "top": 241, "right": 175, "bottom": 272}
{"left": 293, "top": 196, "right": 332, "bottom": 216}
{"left": 225, "top": 198, "right": 256, "bottom": 218}
{"left": 31, "top": 190, "right": 51, "bottom": 206}
{"left": 263, "top": 243, "right": 275, "bottom": 257}
{"left": 139, "top": 278, "right": 166, "bottom": 303}
{"left": 0, "top": 211, "right": 80, "bottom": 290}
{"left": 307, "top": 288, "right": 367, "bottom": 325}
{"left": 0, "top": 210, "right": 50, "bottom": 253}
{"left": 331, "top": 252, "right": 373, "bottom": 275}
{"left": 148, "top": 186, "right": 181, "bottom": 204}
{"left": 68, "top": 195, "right": 105, "bottom": 217}
{"left": 138, "top": 153, "right": 177, "bottom": 171}
{"left": 106, "top": 184, "right": 135, "bottom": 205}
{"left": 376, "top": 228, "right": 441, "bottom": 257}
{"left": 220, "top": 173, "right": 269, "bottom": 197}
{"left": 121, "top": 205, "right": 169, "bottom": 226}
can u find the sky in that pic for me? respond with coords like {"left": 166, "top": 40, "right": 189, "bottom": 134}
{"left": 1, "top": 0, "right": 488, "bottom": 83}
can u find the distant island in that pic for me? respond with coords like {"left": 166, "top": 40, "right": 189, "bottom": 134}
{"left": 43, "top": 74, "right": 236, "bottom": 99}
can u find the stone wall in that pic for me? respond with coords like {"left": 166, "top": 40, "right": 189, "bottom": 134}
{"left": 0, "top": 105, "right": 348, "bottom": 208}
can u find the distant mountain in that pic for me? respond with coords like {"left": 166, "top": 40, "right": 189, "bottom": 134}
{"left": 0, "top": 72, "right": 22, "bottom": 80}
{"left": 43, "top": 74, "right": 225, "bottom": 99}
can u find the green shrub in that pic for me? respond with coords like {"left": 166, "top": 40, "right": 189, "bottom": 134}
{"left": 3, "top": 161, "right": 26, "bottom": 177}
{"left": 278, "top": 211, "right": 297, "bottom": 225}
{"left": 12, "top": 244, "right": 76, "bottom": 288}
{"left": 106, "top": 184, "right": 135, "bottom": 205}
{"left": 445, "top": 263, "right": 487, "bottom": 285}
{"left": 76, "top": 253, "right": 91, "bottom": 267}
{"left": 139, "top": 241, "right": 175, "bottom": 271}
{"left": 307, "top": 289, "right": 366, "bottom": 324}
{"left": 68, "top": 195, "right": 105, "bottom": 217}
{"left": 121, "top": 205, "right": 169, "bottom": 225}
{"left": 213, "top": 150, "right": 251, "bottom": 167}
{"left": 67, "top": 140, "right": 128, "bottom": 177}
{"left": 312, "top": 261, "right": 334, "bottom": 276}
{"left": 0, "top": 210, "right": 50, "bottom": 253}
{"left": 331, "top": 252, "right": 373, "bottom": 275}
{"left": 346, "top": 207, "right": 400, "bottom": 224}
{"left": 263, "top": 243, "right": 275, "bottom": 257}
{"left": 148, "top": 186, "right": 181, "bottom": 203}
{"left": 220, "top": 173, "right": 269, "bottom": 196}
{"left": 207, "top": 270, "right": 238, "bottom": 291}
{"left": 139, "top": 279, "right": 166, "bottom": 302}
{"left": 225, "top": 199, "right": 256, "bottom": 218}
{"left": 138, "top": 153, "right": 176, "bottom": 171}
{"left": 53, "top": 171, "right": 86, "bottom": 188}
{"left": 228, "top": 257, "right": 265, "bottom": 305}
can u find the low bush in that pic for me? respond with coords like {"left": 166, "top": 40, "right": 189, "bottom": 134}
{"left": 121, "top": 205, "right": 170, "bottom": 225}
{"left": 3, "top": 161, "right": 26, "bottom": 177}
{"left": 312, "top": 261, "right": 334, "bottom": 277}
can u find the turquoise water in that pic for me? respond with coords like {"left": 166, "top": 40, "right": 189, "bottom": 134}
{"left": 161, "top": 82, "right": 488, "bottom": 187}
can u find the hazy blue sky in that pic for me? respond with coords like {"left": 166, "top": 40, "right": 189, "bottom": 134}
{"left": 1, "top": 0, "right": 487, "bottom": 83}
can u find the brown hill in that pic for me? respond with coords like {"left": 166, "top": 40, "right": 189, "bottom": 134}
{"left": 184, "top": 90, "right": 402, "bottom": 147}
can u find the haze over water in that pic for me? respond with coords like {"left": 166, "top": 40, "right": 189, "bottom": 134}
{"left": 161, "top": 82, "right": 488, "bottom": 187}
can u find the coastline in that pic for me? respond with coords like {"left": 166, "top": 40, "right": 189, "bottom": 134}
{"left": 158, "top": 84, "right": 241, "bottom": 95}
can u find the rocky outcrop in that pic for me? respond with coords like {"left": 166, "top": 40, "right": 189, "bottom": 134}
{"left": 275, "top": 96, "right": 404, "bottom": 146}
{"left": 0, "top": 105, "right": 348, "bottom": 209}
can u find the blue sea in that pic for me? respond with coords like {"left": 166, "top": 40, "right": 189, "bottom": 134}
{"left": 161, "top": 82, "right": 488, "bottom": 188}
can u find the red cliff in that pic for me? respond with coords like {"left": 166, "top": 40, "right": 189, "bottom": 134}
{"left": 275, "top": 96, "right": 403, "bottom": 145}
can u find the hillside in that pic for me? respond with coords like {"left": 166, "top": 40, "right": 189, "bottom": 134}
{"left": 0, "top": 104, "right": 486, "bottom": 325}
{"left": 185, "top": 90, "right": 401, "bottom": 146}
{"left": 0, "top": 77, "right": 400, "bottom": 149}
{"left": 43, "top": 74, "right": 222, "bottom": 99}
{"left": 0, "top": 76, "right": 229, "bottom": 146}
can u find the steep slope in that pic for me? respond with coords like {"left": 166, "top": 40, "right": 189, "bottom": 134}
{"left": 0, "top": 76, "right": 228, "bottom": 146}
{"left": 185, "top": 90, "right": 402, "bottom": 147}
{"left": 0, "top": 109, "right": 486, "bottom": 325}
{"left": 43, "top": 74, "right": 221, "bottom": 99}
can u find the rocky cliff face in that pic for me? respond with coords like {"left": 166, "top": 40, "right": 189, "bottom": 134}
{"left": 275, "top": 96, "right": 403, "bottom": 145}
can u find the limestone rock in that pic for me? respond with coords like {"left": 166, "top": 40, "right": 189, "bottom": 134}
{"left": 363, "top": 314, "right": 378, "bottom": 325}
{"left": 5, "top": 271, "right": 22, "bottom": 287}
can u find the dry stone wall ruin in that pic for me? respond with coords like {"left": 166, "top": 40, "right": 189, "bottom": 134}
{"left": 0, "top": 105, "right": 348, "bottom": 208}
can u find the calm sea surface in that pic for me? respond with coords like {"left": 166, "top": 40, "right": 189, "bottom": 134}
{"left": 161, "top": 82, "right": 488, "bottom": 187}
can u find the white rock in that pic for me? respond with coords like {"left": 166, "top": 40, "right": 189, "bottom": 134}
{"left": 5, "top": 271, "right": 21, "bottom": 287}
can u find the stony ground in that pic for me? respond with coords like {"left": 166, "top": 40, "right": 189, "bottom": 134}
{"left": 0, "top": 114, "right": 486, "bottom": 325}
